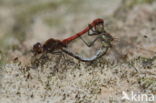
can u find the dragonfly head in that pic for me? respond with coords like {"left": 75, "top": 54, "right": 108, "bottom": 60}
{"left": 92, "top": 18, "right": 104, "bottom": 34}
{"left": 33, "top": 42, "right": 43, "bottom": 55}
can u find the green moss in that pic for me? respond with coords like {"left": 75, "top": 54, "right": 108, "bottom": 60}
{"left": 44, "top": 17, "right": 62, "bottom": 27}
{"left": 13, "top": 2, "right": 59, "bottom": 42}
{"left": 23, "top": 2, "right": 58, "bottom": 16}
{"left": 0, "top": 33, "right": 19, "bottom": 65}
{"left": 0, "top": 33, "right": 17, "bottom": 50}
{"left": 128, "top": 56, "right": 155, "bottom": 69}
{"left": 123, "top": 0, "right": 155, "bottom": 9}
{"left": 11, "top": 0, "right": 83, "bottom": 42}
{"left": 0, "top": 50, "right": 8, "bottom": 67}
{"left": 114, "top": 0, "right": 155, "bottom": 19}
{"left": 139, "top": 77, "right": 156, "bottom": 94}
{"left": 139, "top": 77, "right": 156, "bottom": 89}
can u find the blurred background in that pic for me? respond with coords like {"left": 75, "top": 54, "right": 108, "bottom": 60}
{"left": 0, "top": 0, "right": 156, "bottom": 63}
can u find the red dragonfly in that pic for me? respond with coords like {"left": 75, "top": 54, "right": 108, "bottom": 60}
{"left": 33, "top": 18, "right": 114, "bottom": 62}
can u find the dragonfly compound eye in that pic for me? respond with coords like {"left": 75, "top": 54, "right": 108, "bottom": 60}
{"left": 95, "top": 23, "right": 104, "bottom": 33}
{"left": 33, "top": 42, "right": 43, "bottom": 54}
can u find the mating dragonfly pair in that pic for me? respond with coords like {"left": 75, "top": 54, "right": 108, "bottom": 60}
{"left": 33, "top": 18, "right": 114, "bottom": 62}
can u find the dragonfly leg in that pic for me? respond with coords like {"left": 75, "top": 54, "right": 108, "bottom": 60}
{"left": 79, "top": 36, "right": 101, "bottom": 47}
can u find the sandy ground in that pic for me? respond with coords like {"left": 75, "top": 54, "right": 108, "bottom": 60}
{"left": 0, "top": 0, "right": 156, "bottom": 103}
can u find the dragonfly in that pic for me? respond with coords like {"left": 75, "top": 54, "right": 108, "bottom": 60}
{"left": 33, "top": 18, "right": 114, "bottom": 62}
